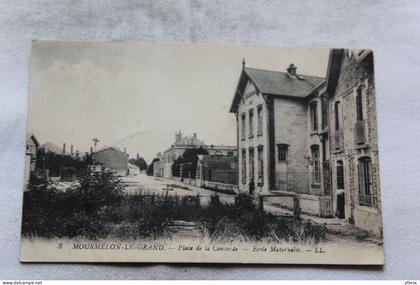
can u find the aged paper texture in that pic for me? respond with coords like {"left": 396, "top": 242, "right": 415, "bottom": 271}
{"left": 21, "top": 41, "right": 383, "bottom": 264}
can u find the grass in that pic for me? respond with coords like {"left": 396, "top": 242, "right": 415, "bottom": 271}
{"left": 21, "top": 172, "right": 326, "bottom": 244}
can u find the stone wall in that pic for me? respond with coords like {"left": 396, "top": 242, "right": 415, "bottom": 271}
{"left": 329, "top": 50, "right": 382, "bottom": 236}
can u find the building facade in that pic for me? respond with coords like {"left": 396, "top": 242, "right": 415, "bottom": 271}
{"left": 326, "top": 49, "right": 382, "bottom": 236}
{"left": 229, "top": 50, "right": 382, "bottom": 236}
{"left": 230, "top": 62, "right": 325, "bottom": 198}
{"left": 93, "top": 146, "right": 129, "bottom": 176}
{"left": 161, "top": 131, "right": 237, "bottom": 178}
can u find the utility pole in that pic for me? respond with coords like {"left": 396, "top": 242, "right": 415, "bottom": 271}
{"left": 92, "top": 137, "right": 100, "bottom": 152}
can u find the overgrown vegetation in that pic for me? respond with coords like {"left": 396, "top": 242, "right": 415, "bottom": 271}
{"left": 22, "top": 171, "right": 326, "bottom": 244}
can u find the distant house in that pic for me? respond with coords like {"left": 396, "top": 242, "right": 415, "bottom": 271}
{"left": 196, "top": 155, "right": 238, "bottom": 192}
{"left": 153, "top": 159, "right": 164, "bottom": 177}
{"left": 162, "top": 131, "right": 205, "bottom": 178}
{"left": 161, "top": 130, "right": 237, "bottom": 179}
{"left": 128, "top": 163, "right": 140, "bottom": 176}
{"left": 24, "top": 133, "right": 39, "bottom": 188}
{"left": 93, "top": 146, "right": 128, "bottom": 176}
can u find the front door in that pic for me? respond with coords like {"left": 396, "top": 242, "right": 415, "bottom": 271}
{"left": 335, "top": 160, "right": 345, "bottom": 219}
{"left": 277, "top": 162, "right": 288, "bottom": 191}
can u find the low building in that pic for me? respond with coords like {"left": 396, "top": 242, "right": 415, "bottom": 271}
{"left": 196, "top": 155, "right": 238, "bottom": 192}
{"left": 153, "top": 159, "right": 164, "bottom": 177}
{"left": 93, "top": 146, "right": 128, "bottom": 176}
{"left": 24, "top": 133, "right": 39, "bottom": 188}
{"left": 128, "top": 163, "right": 140, "bottom": 176}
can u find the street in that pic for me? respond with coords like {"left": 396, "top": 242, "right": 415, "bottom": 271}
{"left": 120, "top": 173, "right": 236, "bottom": 205}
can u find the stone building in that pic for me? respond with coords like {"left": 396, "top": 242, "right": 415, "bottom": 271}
{"left": 326, "top": 49, "right": 382, "bottom": 236}
{"left": 229, "top": 50, "right": 381, "bottom": 236}
{"left": 93, "top": 146, "right": 129, "bottom": 176}
{"left": 161, "top": 131, "right": 237, "bottom": 178}
{"left": 162, "top": 131, "right": 205, "bottom": 178}
{"left": 229, "top": 60, "right": 325, "bottom": 210}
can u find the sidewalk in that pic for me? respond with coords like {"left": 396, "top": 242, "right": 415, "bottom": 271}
{"left": 263, "top": 202, "right": 383, "bottom": 245}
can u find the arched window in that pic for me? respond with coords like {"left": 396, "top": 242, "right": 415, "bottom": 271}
{"left": 336, "top": 160, "right": 344, "bottom": 189}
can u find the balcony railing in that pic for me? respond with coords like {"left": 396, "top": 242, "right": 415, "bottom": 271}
{"left": 333, "top": 129, "right": 344, "bottom": 151}
{"left": 359, "top": 193, "right": 376, "bottom": 207}
{"left": 355, "top": 120, "right": 366, "bottom": 145}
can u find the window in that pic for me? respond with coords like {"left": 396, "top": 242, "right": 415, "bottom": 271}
{"left": 278, "top": 144, "right": 288, "bottom": 161}
{"left": 321, "top": 95, "right": 329, "bottom": 129}
{"left": 356, "top": 88, "right": 364, "bottom": 121}
{"left": 241, "top": 149, "right": 246, "bottom": 184}
{"left": 336, "top": 160, "right": 344, "bottom": 189}
{"left": 335, "top": 101, "right": 341, "bottom": 130}
{"left": 311, "top": 145, "right": 321, "bottom": 184}
{"left": 358, "top": 157, "right": 375, "bottom": 206}
{"left": 310, "top": 102, "right": 318, "bottom": 131}
{"left": 249, "top": 147, "right": 255, "bottom": 181}
{"left": 257, "top": 146, "right": 264, "bottom": 185}
{"left": 248, "top": 109, "right": 254, "bottom": 138}
{"left": 257, "top": 105, "right": 263, "bottom": 135}
{"left": 241, "top": 113, "right": 246, "bottom": 140}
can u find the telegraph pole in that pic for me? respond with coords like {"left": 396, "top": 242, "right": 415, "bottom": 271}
{"left": 92, "top": 137, "right": 100, "bottom": 152}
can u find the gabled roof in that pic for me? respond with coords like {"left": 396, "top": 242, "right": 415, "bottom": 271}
{"left": 128, "top": 163, "right": 140, "bottom": 169}
{"left": 325, "top": 49, "right": 344, "bottom": 97}
{"left": 95, "top": 146, "right": 128, "bottom": 155}
{"left": 230, "top": 66, "right": 325, "bottom": 113}
{"left": 26, "top": 133, "right": 40, "bottom": 147}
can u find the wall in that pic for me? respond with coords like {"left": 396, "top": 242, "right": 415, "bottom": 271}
{"left": 94, "top": 148, "right": 128, "bottom": 174}
{"left": 237, "top": 79, "right": 270, "bottom": 193}
{"left": 330, "top": 51, "right": 382, "bottom": 236}
{"left": 273, "top": 97, "right": 308, "bottom": 194}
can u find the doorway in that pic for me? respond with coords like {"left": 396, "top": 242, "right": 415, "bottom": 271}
{"left": 335, "top": 160, "right": 345, "bottom": 219}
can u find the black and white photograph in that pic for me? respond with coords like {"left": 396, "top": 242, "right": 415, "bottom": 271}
{"left": 20, "top": 41, "right": 383, "bottom": 264}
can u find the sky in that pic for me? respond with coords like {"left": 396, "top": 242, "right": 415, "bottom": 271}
{"left": 28, "top": 41, "right": 330, "bottom": 163}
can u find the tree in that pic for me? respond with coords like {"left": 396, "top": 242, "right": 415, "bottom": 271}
{"left": 128, "top": 157, "right": 148, "bottom": 171}
{"left": 35, "top": 148, "right": 92, "bottom": 177}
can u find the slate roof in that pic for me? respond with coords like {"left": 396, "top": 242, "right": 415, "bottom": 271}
{"left": 230, "top": 66, "right": 325, "bottom": 112}
{"left": 95, "top": 146, "right": 128, "bottom": 155}
{"left": 244, "top": 67, "right": 324, "bottom": 98}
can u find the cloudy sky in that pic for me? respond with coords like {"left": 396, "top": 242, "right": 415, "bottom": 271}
{"left": 28, "top": 41, "right": 329, "bottom": 163}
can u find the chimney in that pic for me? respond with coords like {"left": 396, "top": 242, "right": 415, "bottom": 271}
{"left": 70, "top": 145, "right": 74, "bottom": 155}
{"left": 63, "top": 143, "right": 66, "bottom": 154}
{"left": 124, "top": 147, "right": 127, "bottom": 154}
{"left": 287, "top": 63, "right": 297, "bottom": 76}
{"left": 193, "top": 133, "right": 197, "bottom": 139}
{"left": 90, "top": 147, "right": 93, "bottom": 154}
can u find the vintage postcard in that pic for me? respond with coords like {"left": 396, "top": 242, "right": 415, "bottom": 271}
{"left": 20, "top": 41, "right": 383, "bottom": 264}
